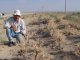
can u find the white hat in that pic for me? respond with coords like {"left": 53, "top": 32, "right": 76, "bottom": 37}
{"left": 13, "top": 10, "right": 21, "bottom": 16}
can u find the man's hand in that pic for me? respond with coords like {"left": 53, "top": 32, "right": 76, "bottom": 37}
{"left": 23, "top": 34, "right": 27, "bottom": 40}
{"left": 11, "top": 24, "right": 17, "bottom": 31}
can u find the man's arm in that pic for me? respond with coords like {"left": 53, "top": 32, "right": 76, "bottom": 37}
{"left": 10, "top": 24, "right": 17, "bottom": 31}
{"left": 4, "top": 20, "right": 11, "bottom": 29}
{"left": 20, "top": 20, "right": 26, "bottom": 35}
{"left": 4, "top": 17, "right": 17, "bottom": 32}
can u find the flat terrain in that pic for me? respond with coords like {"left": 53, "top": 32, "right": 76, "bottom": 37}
{"left": 0, "top": 12, "right": 80, "bottom": 60}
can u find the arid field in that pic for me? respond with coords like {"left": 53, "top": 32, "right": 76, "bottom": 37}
{"left": 0, "top": 12, "right": 80, "bottom": 60}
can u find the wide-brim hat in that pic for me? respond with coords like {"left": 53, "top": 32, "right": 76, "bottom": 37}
{"left": 13, "top": 10, "right": 21, "bottom": 16}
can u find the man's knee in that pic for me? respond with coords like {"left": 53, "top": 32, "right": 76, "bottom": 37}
{"left": 6, "top": 28, "right": 10, "bottom": 33}
{"left": 16, "top": 34, "right": 23, "bottom": 40}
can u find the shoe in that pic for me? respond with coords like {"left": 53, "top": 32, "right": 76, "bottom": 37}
{"left": 8, "top": 42, "right": 13, "bottom": 47}
{"left": 12, "top": 42, "right": 16, "bottom": 46}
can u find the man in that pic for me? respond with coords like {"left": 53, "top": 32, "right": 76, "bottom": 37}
{"left": 4, "top": 10, "right": 26, "bottom": 47}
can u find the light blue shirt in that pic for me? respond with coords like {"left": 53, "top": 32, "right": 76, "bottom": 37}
{"left": 4, "top": 17, "right": 26, "bottom": 34}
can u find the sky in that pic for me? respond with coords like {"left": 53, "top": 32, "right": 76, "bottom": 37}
{"left": 0, "top": 0, "right": 80, "bottom": 13}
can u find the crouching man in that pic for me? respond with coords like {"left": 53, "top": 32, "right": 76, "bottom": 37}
{"left": 4, "top": 10, "right": 26, "bottom": 47}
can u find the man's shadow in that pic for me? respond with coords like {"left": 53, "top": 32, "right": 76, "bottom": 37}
{"left": 0, "top": 41, "right": 9, "bottom": 46}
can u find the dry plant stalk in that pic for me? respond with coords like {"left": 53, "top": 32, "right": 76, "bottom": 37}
{"left": 47, "top": 19, "right": 66, "bottom": 50}
{"left": 33, "top": 43, "right": 41, "bottom": 60}
{"left": 17, "top": 33, "right": 29, "bottom": 59}
{"left": 74, "top": 44, "right": 80, "bottom": 57}
{"left": 34, "top": 43, "right": 50, "bottom": 60}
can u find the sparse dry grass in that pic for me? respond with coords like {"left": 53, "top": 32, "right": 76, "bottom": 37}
{"left": 47, "top": 13, "right": 80, "bottom": 60}
{"left": 0, "top": 12, "right": 80, "bottom": 60}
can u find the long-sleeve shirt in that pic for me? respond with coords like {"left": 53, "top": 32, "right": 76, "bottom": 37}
{"left": 4, "top": 17, "right": 26, "bottom": 34}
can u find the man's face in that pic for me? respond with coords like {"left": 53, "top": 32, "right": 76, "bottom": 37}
{"left": 13, "top": 15, "right": 20, "bottom": 22}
